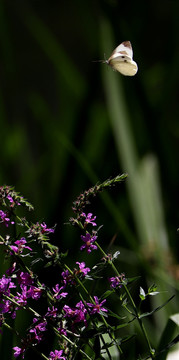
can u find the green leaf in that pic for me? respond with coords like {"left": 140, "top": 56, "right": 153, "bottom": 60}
{"left": 157, "top": 313, "right": 179, "bottom": 360}
{"left": 148, "top": 283, "right": 158, "bottom": 293}
{"left": 118, "top": 334, "right": 136, "bottom": 345}
{"left": 101, "top": 290, "right": 114, "bottom": 299}
{"left": 107, "top": 309, "right": 126, "bottom": 320}
{"left": 139, "top": 295, "right": 175, "bottom": 319}
{"left": 126, "top": 276, "right": 141, "bottom": 284}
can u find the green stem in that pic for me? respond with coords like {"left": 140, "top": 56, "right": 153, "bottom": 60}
{"left": 3, "top": 322, "right": 49, "bottom": 360}
{"left": 95, "top": 241, "right": 154, "bottom": 357}
{"left": 64, "top": 263, "right": 122, "bottom": 358}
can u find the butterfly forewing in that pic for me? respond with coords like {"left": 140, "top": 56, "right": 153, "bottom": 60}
{"left": 110, "top": 41, "right": 133, "bottom": 59}
{"left": 107, "top": 41, "right": 138, "bottom": 76}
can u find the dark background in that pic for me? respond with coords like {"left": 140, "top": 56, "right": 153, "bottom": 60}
{"left": 0, "top": 0, "right": 179, "bottom": 359}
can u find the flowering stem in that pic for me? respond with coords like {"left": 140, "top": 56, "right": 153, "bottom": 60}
{"left": 4, "top": 294, "right": 41, "bottom": 318}
{"left": 64, "top": 264, "right": 114, "bottom": 357}
{"left": 53, "top": 328, "right": 93, "bottom": 360}
{"left": 95, "top": 240, "right": 154, "bottom": 357}
{"left": 3, "top": 322, "right": 49, "bottom": 360}
{"left": 64, "top": 263, "right": 122, "bottom": 358}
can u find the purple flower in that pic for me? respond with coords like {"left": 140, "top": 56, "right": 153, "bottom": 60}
{"left": 109, "top": 274, "right": 125, "bottom": 289}
{"left": 80, "top": 233, "right": 97, "bottom": 253}
{"left": 0, "top": 210, "right": 14, "bottom": 227}
{"left": 31, "top": 317, "right": 47, "bottom": 332}
{"left": 75, "top": 262, "right": 90, "bottom": 276}
{"left": 57, "top": 326, "right": 67, "bottom": 336}
{"left": 87, "top": 296, "right": 108, "bottom": 315}
{"left": 0, "top": 275, "right": 16, "bottom": 295}
{"left": 75, "top": 301, "right": 87, "bottom": 325}
{"left": 26, "top": 285, "right": 43, "bottom": 300}
{"left": 6, "top": 262, "right": 16, "bottom": 275}
{"left": 81, "top": 212, "right": 97, "bottom": 227}
{"left": 27, "top": 222, "right": 55, "bottom": 241}
{"left": 49, "top": 349, "right": 66, "bottom": 360}
{"left": 63, "top": 304, "right": 75, "bottom": 317}
{"left": 7, "top": 194, "right": 14, "bottom": 204}
{"left": 14, "top": 287, "right": 28, "bottom": 307}
{"left": 29, "top": 318, "right": 47, "bottom": 342}
{"left": 17, "top": 272, "right": 34, "bottom": 287}
{"left": 0, "top": 299, "right": 16, "bottom": 319}
{"left": 61, "top": 269, "right": 74, "bottom": 286}
{"left": 52, "top": 284, "right": 68, "bottom": 299}
{"left": 10, "top": 238, "right": 32, "bottom": 254}
{"left": 46, "top": 306, "right": 58, "bottom": 318}
{"left": 13, "top": 346, "right": 25, "bottom": 358}
{"left": 40, "top": 222, "right": 55, "bottom": 234}
{"left": 63, "top": 301, "right": 87, "bottom": 326}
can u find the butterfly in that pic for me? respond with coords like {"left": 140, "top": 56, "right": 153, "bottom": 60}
{"left": 103, "top": 41, "right": 138, "bottom": 76}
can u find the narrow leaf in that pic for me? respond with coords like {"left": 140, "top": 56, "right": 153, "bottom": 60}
{"left": 139, "top": 295, "right": 175, "bottom": 319}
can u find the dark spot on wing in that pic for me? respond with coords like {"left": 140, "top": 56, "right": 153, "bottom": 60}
{"left": 122, "top": 41, "right": 132, "bottom": 49}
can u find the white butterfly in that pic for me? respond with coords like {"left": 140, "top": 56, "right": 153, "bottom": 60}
{"left": 105, "top": 41, "right": 138, "bottom": 76}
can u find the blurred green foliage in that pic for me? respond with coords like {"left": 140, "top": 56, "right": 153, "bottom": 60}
{"left": 0, "top": 0, "right": 179, "bottom": 358}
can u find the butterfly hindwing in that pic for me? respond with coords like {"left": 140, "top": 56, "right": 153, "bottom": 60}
{"left": 107, "top": 41, "right": 138, "bottom": 76}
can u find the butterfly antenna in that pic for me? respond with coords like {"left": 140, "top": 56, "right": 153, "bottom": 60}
{"left": 92, "top": 59, "right": 106, "bottom": 63}
{"left": 92, "top": 51, "right": 108, "bottom": 64}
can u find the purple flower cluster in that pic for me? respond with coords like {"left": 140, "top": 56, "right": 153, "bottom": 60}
{"left": 49, "top": 350, "right": 66, "bottom": 360}
{"left": 109, "top": 273, "right": 126, "bottom": 288}
{"left": 0, "top": 271, "right": 43, "bottom": 321}
{"left": 63, "top": 296, "right": 107, "bottom": 328}
{"left": 80, "top": 232, "right": 98, "bottom": 253}
{"left": 26, "top": 222, "right": 55, "bottom": 242}
{"left": 0, "top": 188, "right": 111, "bottom": 360}
{"left": 13, "top": 318, "right": 48, "bottom": 358}
{"left": 79, "top": 212, "right": 99, "bottom": 253}
{"left": 0, "top": 210, "right": 14, "bottom": 227}
{"left": 61, "top": 261, "right": 90, "bottom": 287}
{"left": 0, "top": 185, "right": 34, "bottom": 211}
{"left": 81, "top": 212, "right": 97, "bottom": 227}
{"left": 10, "top": 238, "right": 32, "bottom": 254}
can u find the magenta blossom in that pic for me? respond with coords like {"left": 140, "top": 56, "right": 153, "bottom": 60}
{"left": 52, "top": 284, "right": 68, "bottom": 299}
{"left": 61, "top": 269, "right": 74, "bottom": 286}
{"left": 0, "top": 275, "right": 16, "bottom": 296}
{"left": 46, "top": 306, "right": 58, "bottom": 319}
{"left": 14, "top": 287, "right": 28, "bottom": 307}
{"left": 0, "top": 210, "right": 14, "bottom": 227}
{"left": 6, "top": 262, "right": 16, "bottom": 275}
{"left": 10, "top": 238, "right": 32, "bottom": 254}
{"left": 40, "top": 222, "right": 55, "bottom": 234}
{"left": 87, "top": 296, "right": 108, "bottom": 315}
{"left": 13, "top": 346, "right": 25, "bottom": 359}
{"left": 63, "top": 301, "right": 87, "bottom": 327}
{"left": 49, "top": 349, "right": 66, "bottom": 360}
{"left": 75, "top": 262, "right": 90, "bottom": 276}
{"left": 26, "top": 285, "right": 43, "bottom": 300}
{"left": 80, "top": 233, "right": 97, "bottom": 253}
{"left": 29, "top": 318, "right": 47, "bottom": 343}
{"left": 17, "top": 272, "right": 34, "bottom": 286}
{"left": 57, "top": 326, "right": 67, "bottom": 336}
{"left": 81, "top": 212, "right": 97, "bottom": 227}
{"left": 0, "top": 299, "right": 16, "bottom": 319}
{"left": 109, "top": 273, "right": 125, "bottom": 289}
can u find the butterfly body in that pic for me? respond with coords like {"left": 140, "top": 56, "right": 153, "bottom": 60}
{"left": 106, "top": 41, "right": 138, "bottom": 76}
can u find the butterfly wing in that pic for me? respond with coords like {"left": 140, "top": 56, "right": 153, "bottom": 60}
{"left": 109, "top": 57, "right": 138, "bottom": 76}
{"left": 107, "top": 41, "right": 138, "bottom": 76}
{"left": 110, "top": 41, "right": 133, "bottom": 60}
